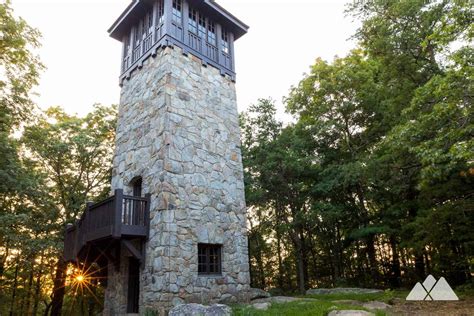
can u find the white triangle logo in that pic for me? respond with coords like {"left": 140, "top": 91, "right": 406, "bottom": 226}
{"left": 406, "top": 282, "right": 427, "bottom": 300}
{"left": 430, "top": 277, "right": 459, "bottom": 300}
{"left": 406, "top": 275, "right": 458, "bottom": 301}
{"left": 422, "top": 274, "right": 436, "bottom": 292}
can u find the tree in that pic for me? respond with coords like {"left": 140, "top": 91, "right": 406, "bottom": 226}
{"left": 242, "top": 99, "right": 318, "bottom": 293}
{"left": 243, "top": 0, "right": 473, "bottom": 292}
{"left": 0, "top": 0, "right": 43, "bottom": 130}
{"left": 0, "top": 0, "right": 44, "bottom": 248}
{"left": 0, "top": 2, "right": 49, "bottom": 314}
{"left": 348, "top": 0, "right": 473, "bottom": 283}
{"left": 22, "top": 105, "right": 117, "bottom": 316}
{"left": 383, "top": 46, "right": 473, "bottom": 285}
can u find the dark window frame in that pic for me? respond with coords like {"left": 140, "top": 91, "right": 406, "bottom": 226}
{"left": 134, "top": 23, "right": 141, "bottom": 47}
{"left": 172, "top": 0, "right": 182, "bottom": 25}
{"left": 157, "top": 0, "right": 165, "bottom": 25}
{"left": 188, "top": 8, "right": 198, "bottom": 34}
{"left": 198, "top": 243, "right": 222, "bottom": 275}
{"left": 207, "top": 20, "right": 216, "bottom": 46}
{"left": 147, "top": 11, "right": 153, "bottom": 34}
{"left": 221, "top": 29, "right": 229, "bottom": 54}
{"left": 198, "top": 13, "right": 206, "bottom": 39}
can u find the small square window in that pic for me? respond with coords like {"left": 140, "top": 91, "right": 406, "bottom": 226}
{"left": 198, "top": 244, "right": 222, "bottom": 275}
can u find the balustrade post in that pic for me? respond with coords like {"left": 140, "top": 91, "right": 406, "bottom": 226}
{"left": 182, "top": 0, "right": 189, "bottom": 47}
{"left": 145, "top": 193, "right": 151, "bottom": 239}
{"left": 228, "top": 32, "right": 235, "bottom": 71}
{"left": 216, "top": 23, "right": 222, "bottom": 64}
{"left": 113, "top": 189, "right": 123, "bottom": 238}
{"left": 163, "top": 0, "right": 172, "bottom": 41}
{"left": 152, "top": 1, "right": 158, "bottom": 44}
{"left": 84, "top": 201, "right": 93, "bottom": 240}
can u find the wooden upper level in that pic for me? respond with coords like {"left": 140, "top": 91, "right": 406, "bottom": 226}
{"left": 108, "top": 0, "right": 248, "bottom": 82}
{"left": 64, "top": 189, "right": 150, "bottom": 263}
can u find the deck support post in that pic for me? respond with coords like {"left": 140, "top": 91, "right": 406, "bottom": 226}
{"left": 113, "top": 189, "right": 123, "bottom": 238}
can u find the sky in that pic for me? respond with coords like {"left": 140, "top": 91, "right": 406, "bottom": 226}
{"left": 11, "top": 0, "right": 359, "bottom": 120}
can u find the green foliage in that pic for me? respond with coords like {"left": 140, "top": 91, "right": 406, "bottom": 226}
{"left": 0, "top": 0, "right": 44, "bottom": 130}
{"left": 244, "top": 0, "right": 473, "bottom": 291}
{"left": 22, "top": 105, "right": 117, "bottom": 226}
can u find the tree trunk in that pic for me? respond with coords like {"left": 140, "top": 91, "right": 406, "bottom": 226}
{"left": 0, "top": 244, "right": 8, "bottom": 279}
{"left": 332, "top": 224, "right": 343, "bottom": 284}
{"left": 256, "top": 247, "right": 266, "bottom": 289}
{"left": 247, "top": 235, "right": 253, "bottom": 287}
{"left": 33, "top": 270, "right": 42, "bottom": 316}
{"left": 389, "top": 236, "right": 401, "bottom": 288}
{"left": 296, "top": 246, "right": 306, "bottom": 294}
{"left": 287, "top": 227, "right": 306, "bottom": 294}
{"left": 276, "top": 232, "right": 284, "bottom": 290}
{"left": 299, "top": 230, "right": 309, "bottom": 290}
{"left": 50, "top": 257, "right": 67, "bottom": 316}
{"left": 25, "top": 261, "right": 35, "bottom": 315}
{"left": 414, "top": 253, "right": 425, "bottom": 280}
{"left": 9, "top": 257, "right": 20, "bottom": 316}
{"left": 366, "top": 234, "right": 379, "bottom": 286}
{"left": 43, "top": 301, "right": 52, "bottom": 316}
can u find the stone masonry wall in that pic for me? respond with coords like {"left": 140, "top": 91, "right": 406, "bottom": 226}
{"left": 103, "top": 46, "right": 250, "bottom": 315}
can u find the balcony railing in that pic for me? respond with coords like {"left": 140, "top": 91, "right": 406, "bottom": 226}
{"left": 64, "top": 189, "right": 150, "bottom": 262}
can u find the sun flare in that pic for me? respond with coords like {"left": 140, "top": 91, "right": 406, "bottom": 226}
{"left": 75, "top": 274, "right": 85, "bottom": 283}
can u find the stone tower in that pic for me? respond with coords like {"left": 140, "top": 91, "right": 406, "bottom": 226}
{"left": 105, "top": 0, "right": 249, "bottom": 314}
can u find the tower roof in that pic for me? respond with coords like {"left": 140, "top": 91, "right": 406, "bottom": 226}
{"left": 108, "top": 0, "right": 249, "bottom": 41}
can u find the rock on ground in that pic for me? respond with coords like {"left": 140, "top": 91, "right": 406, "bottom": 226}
{"left": 306, "top": 288, "right": 383, "bottom": 295}
{"left": 331, "top": 300, "right": 390, "bottom": 311}
{"left": 362, "top": 301, "right": 390, "bottom": 310}
{"left": 252, "top": 302, "right": 271, "bottom": 310}
{"left": 271, "top": 296, "right": 302, "bottom": 303}
{"left": 249, "top": 287, "right": 271, "bottom": 300}
{"left": 328, "top": 310, "right": 375, "bottom": 316}
{"left": 168, "top": 303, "right": 231, "bottom": 316}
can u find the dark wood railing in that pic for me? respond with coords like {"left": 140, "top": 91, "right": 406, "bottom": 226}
{"left": 142, "top": 33, "right": 153, "bottom": 54}
{"left": 64, "top": 189, "right": 150, "bottom": 262}
{"left": 132, "top": 45, "right": 142, "bottom": 63}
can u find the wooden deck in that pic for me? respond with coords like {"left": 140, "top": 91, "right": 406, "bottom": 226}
{"left": 63, "top": 189, "right": 150, "bottom": 263}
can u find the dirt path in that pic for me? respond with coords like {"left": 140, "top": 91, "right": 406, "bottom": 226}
{"left": 388, "top": 298, "right": 474, "bottom": 316}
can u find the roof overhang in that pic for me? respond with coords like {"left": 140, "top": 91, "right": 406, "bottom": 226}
{"left": 108, "top": 0, "right": 249, "bottom": 41}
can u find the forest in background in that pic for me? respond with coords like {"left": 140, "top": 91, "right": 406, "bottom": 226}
{"left": 242, "top": 0, "right": 473, "bottom": 294}
{"left": 0, "top": 0, "right": 473, "bottom": 315}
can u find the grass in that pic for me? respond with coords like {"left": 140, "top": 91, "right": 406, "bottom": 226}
{"left": 231, "top": 291, "right": 398, "bottom": 316}
{"left": 232, "top": 300, "right": 386, "bottom": 316}
{"left": 231, "top": 288, "right": 474, "bottom": 315}
{"left": 233, "top": 301, "right": 369, "bottom": 316}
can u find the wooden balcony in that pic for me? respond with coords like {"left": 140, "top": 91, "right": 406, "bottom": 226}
{"left": 64, "top": 189, "right": 150, "bottom": 263}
